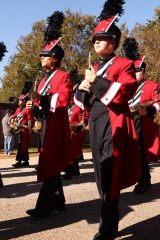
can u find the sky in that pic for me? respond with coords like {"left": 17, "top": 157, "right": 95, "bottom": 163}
{"left": 0, "top": 0, "right": 159, "bottom": 79}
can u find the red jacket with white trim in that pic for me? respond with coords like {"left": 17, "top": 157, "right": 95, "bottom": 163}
{"left": 75, "top": 56, "right": 140, "bottom": 199}
{"left": 36, "top": 69, "right": 73, "bottom": 182}
{"left": 138, "top": 79, "right": 160, "bottom": 163}
{"left": 12, "top": 107, "right": 35, "bottom": 152}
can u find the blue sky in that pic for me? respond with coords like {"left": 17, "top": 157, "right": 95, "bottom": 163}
{"left": 0, "top": 0, "right": 159, "bottom": 78}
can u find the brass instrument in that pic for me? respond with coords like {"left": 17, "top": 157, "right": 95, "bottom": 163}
{"left": 154, "top": 112, "right": 160, "bottom": 126}
{"left": 130, "top": 85, "right": 160, "bottom": 114}
{"left": 130, "top": 100, "right": 158, "bottom": 113}
{"left": 70, "top": 122, "right": 84, "bottom": 132}
{"left": 32, "top": 120, "right": 42, "bottom": 134}
{"left": 26, "top": 77, "right": 42, "bottom": 134}
{"left": 9, "top": 121, "right": 29, "bottom": 133}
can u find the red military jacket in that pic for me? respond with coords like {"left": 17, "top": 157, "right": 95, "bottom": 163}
{"left": 75, "top": 56, "right": 140, "bottom": 199}
{"left": 69, "top": 104, "right": 89, "bottom": 160}
{"left": 138, "top": 80, "right": 160, "bottom": 163}
{"left": 12, "top": 107, "right": 35, "bottom": 152}
{"left": 37, "top": 69, "right": 73, "bottom": 182}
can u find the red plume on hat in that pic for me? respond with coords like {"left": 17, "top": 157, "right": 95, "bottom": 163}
{"left": 0, "top": 42, "right": 7, "bottom": 62}
{"left": 122, "top": 37, "right": 146, "bottom": 70}
{"left": 17, "top": 94, "right": 29, "bottom": 103}
{"left": 92, "top": 0, "right": 125, "bottom": 47}
{"left": 134, "top": 56, "right": 145, "bottom": 69}
{"left": 40, "top": 11, "right": 65, "bottom": 56}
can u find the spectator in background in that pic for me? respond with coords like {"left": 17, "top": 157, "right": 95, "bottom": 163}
{"left": 2, "top": 109, "right": 14, "bottom": 155}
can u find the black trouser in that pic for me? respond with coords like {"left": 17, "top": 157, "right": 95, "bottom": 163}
{"left": 89, "top": 112, "right": 119, "bottom": 239}
{"left": 0, "top": 173, "right": 3, "bottom": 187}
{"left": 16, "top": 143, "right": 29, "bottom": 162}
{"left": 133, "top": 113, "right": 151, "bottom": 185}
{"left": 35, "top": 174, "right": 65, "bottom": 211}
{"left": 16, "top": 132, "right": 29, "bottom": 162}
{"left": 65, "top": 160, "right": 80, "bottom": 176}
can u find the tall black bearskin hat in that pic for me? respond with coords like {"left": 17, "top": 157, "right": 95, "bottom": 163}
{"left": 122, "top": 37, "right": 146, "bottom": 71}
{"left": 0, "top": 42, "right": 7, "bottom": 62}
{"left": 69, "top": 69, "right": 80, "bottom": 93}
{"left": 21, "top": 80, "right": 33, "bottom": 95}
{"left": 69, "top": 69, "right": 79, "bottom": 83}
{"left": 16, "top": 80, "right": 33, "bottom": 103}
{"left": 40, "top": 11, "right": 65, "bottom": 64}
{"left": 92, "top": 0, "right": 125, "bottom": 49}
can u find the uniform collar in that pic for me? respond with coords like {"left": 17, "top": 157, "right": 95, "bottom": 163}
{"left": 99, "top": 53, "right": 115, "bottom": 65}
{"left": 137, "top": 78, "right": 145, "bottom": 86}
{"left": 45, "top": 67, "right": 57, "bottom": 76}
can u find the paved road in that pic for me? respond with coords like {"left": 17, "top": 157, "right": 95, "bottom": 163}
{"left": 0, "top": 152, "right": 160, "bottom": 240}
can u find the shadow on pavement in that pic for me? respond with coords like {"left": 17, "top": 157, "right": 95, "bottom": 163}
{"left": 120, "top": 181, "right": 160, "bottom": 219}
{"left": 1, "top": 158, "right": 160, "bottom": 239}
{"left": 0, "top": 199, "right": 100, "bottom": 240}
{"left": 62, "top": 171, "right": 96, "bottom": 186}
{"left": 120, "top": 214, "right": 160, "bottom": 240}
{"left": 1, "top": 167, "right": 37, "bottom": 178}
{"left": 0, "top": 170, "right": 95, "bottom": 198}
{"left": 0, "top": 181, "right": 41, "bottom": 198}
{"left": 118, "top": 181, "right": 160, "bottom": 240}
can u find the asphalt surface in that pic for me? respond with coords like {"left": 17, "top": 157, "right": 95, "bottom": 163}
{"left": 0, "top": 152, "right": 160, "bottom": 240}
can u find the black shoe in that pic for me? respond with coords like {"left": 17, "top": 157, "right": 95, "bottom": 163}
{"left": 93, "top": 232, "right": 112, "bottom": 240}
{"left": 93, "top": 232, "right": 120, "bottom": 240}
{"left": 21, "top": 161, "right": 29, "bottom": 167}
{"left": 133, "top": 183, "right": 151, "bottom": 194}
{"left": 26, "top": 208, "right": 51, "bottom": 218}
{"left": 12, "top": 162, "right": 22, "bottom": 168}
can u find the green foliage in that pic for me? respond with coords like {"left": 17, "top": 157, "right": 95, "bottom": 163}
{"left": 130, "top": 7, "right": 160, "bottom": 83}
{"left": 1, "top": 7, "right": 160, "bottom": 102}
{"left": 116, "top": 23, "right": 129, "bottom": 56}
{"left": 61, "top": 9, "right": 98, "bottom": 79}
{"left": 1, "top": 21, "right": 44, "bottom": 102}
{"left": 0, "top": 10, "right": 97, "bottom": 102}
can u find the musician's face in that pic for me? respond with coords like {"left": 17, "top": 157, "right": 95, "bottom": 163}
{"left": 40, "top": 56, "right": 57, "bottom": 70}
{"left": 94, "top": 36, "right": 116, "bottom": 57}
{"left": 18, "top": 100, "right": 25, "bottom": 107}
{"left": 135, "top": 71, "right": 145, "bottom": 82}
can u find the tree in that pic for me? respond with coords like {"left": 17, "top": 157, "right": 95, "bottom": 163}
{"left": 1, "top": 21, "right": 44, "bottom": 102}
{"left": 0, "top": 10, "right": 97, "bottom": 102}
{"left": 61, "top": 9, "right": 97, "bottom": 74}
{"left": 131, "top": 7, "right": 160, "bottom": 83}
{"left": 116, "top": 22, "right": 129, "bottom": 56}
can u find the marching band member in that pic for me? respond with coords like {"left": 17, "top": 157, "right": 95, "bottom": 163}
{"left": 123, "top": 37, "right": 160, "bottom": 194}
{"left": 11, "top": 94, "right": 35, "bottom": 168}
{"left": 74, "top": 1, "right": 140, "bottom": 239}
{"left": 62, "top": 70, "right": 89, "bottom": 179}
{"left": 26, "top": 11, "right": 73, "bottom": 218}
{"left": 63, "top": 96, "right": 89, "bottom": 179}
